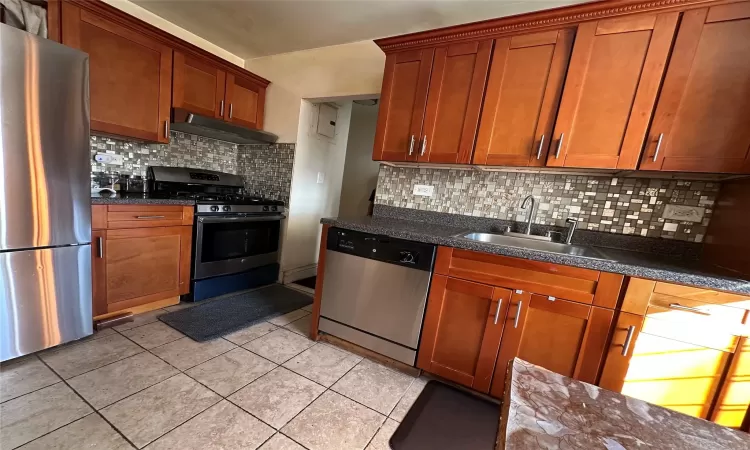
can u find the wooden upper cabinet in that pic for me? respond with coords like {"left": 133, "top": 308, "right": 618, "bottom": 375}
{"left": 225, "top": 73, "right": 265, "bottom": 130}
{"left": 419, "top": 40, "right": 492, "bottom": 164}
{"left": 173, "top": 51, "right": 226, "bottom": 118}
{"left": 373, "top": 49, "right": 434, "bottom": 162}
{"left": 417, "top": 275, "right": 511, "bottom": 393}
{"left": 639, "top": 3, "right": 750, "bottom": 173}
{"left": 61, "top": 3, "right": 172, "bottom": 143}
{"left": 490, "top": 293, "right": 614, "bottom": 397}
{"left": 546, "top": 13, "right": 679, "bottom": 169}
{"left": 473, "top": 30, "right": 574, "bottom": 166}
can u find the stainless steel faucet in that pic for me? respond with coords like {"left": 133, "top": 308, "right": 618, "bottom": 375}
{"left": 520, "top": 195, "right": 536, "bottom": 235}
{"left": 564, "top": 217, "right": 578, "bottom": 244}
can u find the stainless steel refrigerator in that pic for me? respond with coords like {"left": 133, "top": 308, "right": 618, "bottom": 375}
{"left": 0, "top": 24, "right": 92, "bottom": 361}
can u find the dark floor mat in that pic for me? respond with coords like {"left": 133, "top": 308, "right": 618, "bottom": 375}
{"left": 294, "top": 276, "right": 317, "bottom": 290}
{"left": 159, "top": 284, "right": 313, "bottom": 341}
{"left": 390, "top": 380, "right": 500, "bottom": 450}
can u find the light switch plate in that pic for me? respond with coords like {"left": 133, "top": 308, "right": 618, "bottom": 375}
{"left": 662, "top": 205, "right": 704, "bottom": 223}
{"left": 94, "top": 153, "right": 124, "bottom": 165}
{"left": 413, "top": 185, "right": 434, "bottom": 197}
{"left": 317, "top": 172, "right": 325, "bottom": 184}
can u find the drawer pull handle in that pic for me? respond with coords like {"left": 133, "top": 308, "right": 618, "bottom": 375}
{"left": 621, "top": 325, "right": 635, "bottom": 356}
{"left": 135, "top": 215, "right": 166, "bottom": 219}
{"left": 668, "top": 303, "right": 711, "bottom": 316}
{"left": 514, "top": 301, "right": 523, "bottom": 329}
{"left": 493, "top": 298, "right": 503, "bottom": 325}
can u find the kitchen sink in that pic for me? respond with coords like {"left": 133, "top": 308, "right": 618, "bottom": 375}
{"left": 457, "top": 232, "right": 612, "bottom": 260}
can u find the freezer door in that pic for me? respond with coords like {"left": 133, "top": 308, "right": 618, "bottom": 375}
{"left": 1, "top": 245, "right": 92, "bottom": 361}
{"left": 0, "top": 24, "right": 91, "bottom": 250}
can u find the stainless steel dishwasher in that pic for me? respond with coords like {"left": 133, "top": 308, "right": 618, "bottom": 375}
{"left": 320, "top": 227, "right": 436, "bottom": 365}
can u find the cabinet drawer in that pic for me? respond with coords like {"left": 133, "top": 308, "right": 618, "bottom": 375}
{"left": 105, "top": 205, "right": 194, "bottom": 228}
{"left": 622, "top": 278, "right": 750, "bottom": 317}
{"left": 641, "top": 316, "right": 740, "bottom": 352}
{"left": 646, "top": 293, "right": 749, "bottom": 337}
{"left": 435, "top": 247, "right": 623, "bottom": 307}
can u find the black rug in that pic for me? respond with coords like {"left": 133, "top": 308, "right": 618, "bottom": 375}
{"left": 294, "top": 276, "right": 317, "bottom": 290}
{"left": 390, "top": 380, "right": 500, "bottom": 450}
{"left": 159, "top": 284, "right": 313, "bottom": 341}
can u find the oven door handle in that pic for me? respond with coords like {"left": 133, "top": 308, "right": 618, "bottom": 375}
{"left": 198, "top": 214, "right": 286, "bottom": 223}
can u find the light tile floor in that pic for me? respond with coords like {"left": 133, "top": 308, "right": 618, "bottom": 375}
{"left": 0, "top": 303, "right": 428, "bottom": 450}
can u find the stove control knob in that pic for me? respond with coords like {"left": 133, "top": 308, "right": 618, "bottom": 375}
{"left": 222, "top": 205, "right": 231, "bottom": 212}
{"left": 271, "top": 206, "right": 278, "bottom": 212}
{"left": 262, "top": 206, "right": 270, "bottom": 212}
{"left": 210, "top": 205, "right": 219, "bottom": 212}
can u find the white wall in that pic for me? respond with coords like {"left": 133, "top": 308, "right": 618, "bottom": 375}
{"left": 339, "top": 103, "right": 381, "bottom": 217}
{"left": 245, "top": 41, "right": 384, "bottom": 277}
{"left": 102, "top": 0, "right": 244, "bottom": 66}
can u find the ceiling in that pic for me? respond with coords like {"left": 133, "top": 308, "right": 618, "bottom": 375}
{"left": 132, "top": 0, "right": 591, "bottom": 60}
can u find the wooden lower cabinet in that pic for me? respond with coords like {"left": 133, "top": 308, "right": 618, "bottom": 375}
{"left": 92, "top": 206, "right": 193, "bottom": 316}
{"left": 600, "top": 311, "right": 749, "bottom": 428}
{"left": 417, "top": 275, "right": 511, "bottom": 393}
{"left": 489, "top": 293, "right": 614, "bottom": 397}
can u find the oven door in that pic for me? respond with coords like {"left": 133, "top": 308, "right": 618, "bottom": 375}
{"left": 194, "top": 214, "right": 283, "bottom": 280}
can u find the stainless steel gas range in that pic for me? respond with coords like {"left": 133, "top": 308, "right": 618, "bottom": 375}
{"left": 147, "top": 166, "right": 285, "bottom": 301}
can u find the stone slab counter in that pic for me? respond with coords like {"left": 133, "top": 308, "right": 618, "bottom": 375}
{"left": 91, "top": 193, "right": 195, "bottom": 206}
{"left": 497, "top": 358, "right": 750, "bottom": 450}
{"left": 320, "top": 215, "right": 750, "bottom": 294}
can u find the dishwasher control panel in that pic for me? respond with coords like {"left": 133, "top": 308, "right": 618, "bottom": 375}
{"left": 326, "top": 227, "right": 436, "bottom": 272}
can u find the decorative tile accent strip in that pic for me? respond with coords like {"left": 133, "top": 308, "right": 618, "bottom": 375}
{"left": 375, "top": 166, "right": 719, "bottom": 242}
{"left": 90, "top": 132, "right": 239, "bottom": 178}
{"left": 238, "top": 144, "right": 295, "bottom": 205}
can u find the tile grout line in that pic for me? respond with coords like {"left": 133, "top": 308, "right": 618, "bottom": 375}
{"left": 0, "top": 355, "right": 62, "bottom": 405}
{"left": 34, "top": 356, "right": 140, "bottom": 450}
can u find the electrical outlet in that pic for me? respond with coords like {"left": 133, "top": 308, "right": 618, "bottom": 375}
{"left": 94, "top": 153, "right": 124, "bottom": 165}
{"left": 413, "top": 184, "right": 434, "bottom": 197}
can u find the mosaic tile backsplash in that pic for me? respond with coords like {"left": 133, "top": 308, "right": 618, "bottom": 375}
{"left": 91, "top": 133, "right": 295, "bottom": 204}
{"left": 239, "top": 144, "right": 295, "bottom": 205}
{"left": 91, "top": 132, "right": 239, "bottom": 178}
{"left": 375, "top": 166, "right": 720, "bottom": 242}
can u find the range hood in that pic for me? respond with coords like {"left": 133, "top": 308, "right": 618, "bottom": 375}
{"left": 170, "top": 108, "right": 278, "bottom": 144}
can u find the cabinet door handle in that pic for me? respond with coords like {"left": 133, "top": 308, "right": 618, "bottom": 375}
{"left": 555, "top": 133, "right": 564, "bottom": 159}
{"left": 164, "top": 121, "right": 169, "bottom": 138}
{"left": 536, "top": 134, "right": 545, "bottom": 159}
{"left": 135, "top": 215, "right": 166, "bottom": 219}
{"left": 421, "top": 136, "right": 427, "bottom": 156}
{"left": 229, "top": 103, "right": 233, "bottom": 119}
{"left": 621, "top": 325, "right": 636, "bottom": 356}
{"left": 668, "top": 303, "right": 710, "bottom": 316}
{"left": 653, "top": 133, "right": 664, "bottom": 162}
{"left": 514, "top": 300, "right": 523, "bottom": 328}
{"left": 408, "top": 135, "right": 415, "bottom": 155}
{"left": 220, "top": 100, "right": 225, "bottom": 116}
{"left": 97, "top": 236, "right": 103, "bottom": 259}
{"left": 493, "top": 298, "right": 503, "bottom": 325}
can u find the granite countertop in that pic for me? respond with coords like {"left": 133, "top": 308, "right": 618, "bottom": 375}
{"left": 91, "top": 193, "right": 196, "bottom": 205}
{"left": 321, "top": 215, "right": 750, "bottom": 294}
{"left": 497, "top": 358, "right": 750, "bottom": 449}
